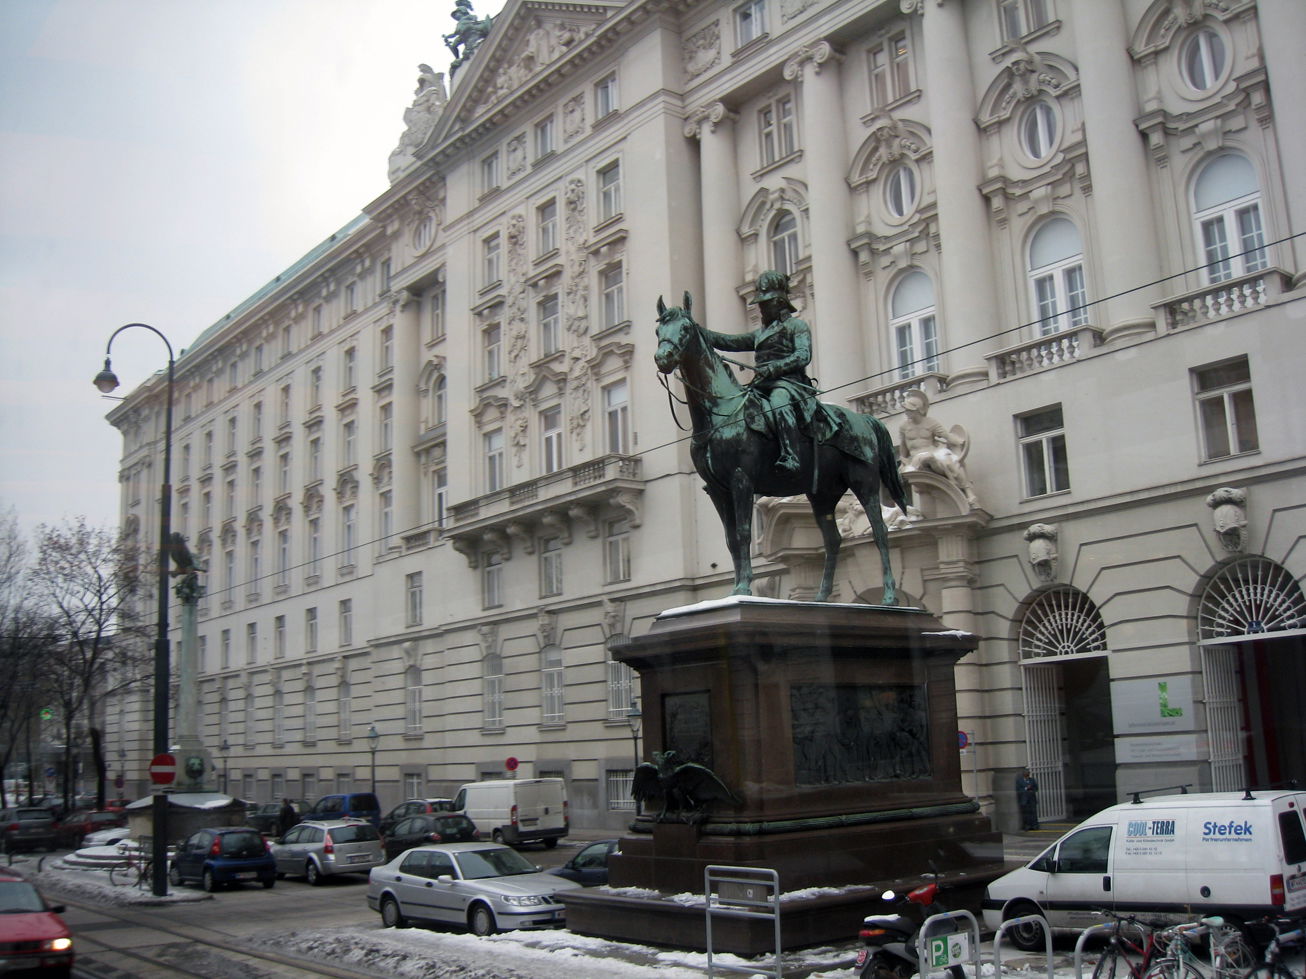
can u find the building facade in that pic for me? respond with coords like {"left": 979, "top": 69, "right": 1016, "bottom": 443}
{"left": 105, "top": 0, "right": 1305, "bottom": 833}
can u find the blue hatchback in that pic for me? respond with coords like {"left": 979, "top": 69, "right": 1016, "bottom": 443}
{"left": 169, "top": 826, "right": 276, "bottom": 892}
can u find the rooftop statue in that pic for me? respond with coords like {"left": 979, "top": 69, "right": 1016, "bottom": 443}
{"left": 388, "top": 65, "right": 448, "bottom": 182}
{"left": 444, "top": 0, "right": 494, "bottom": 77}
{"left": 654, "top": 273, "right": 908, "bottom": 604}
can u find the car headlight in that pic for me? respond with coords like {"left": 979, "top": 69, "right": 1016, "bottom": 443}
{"left": 44, "top": 937, "right": 73, "bottom": 952}
{"left": 500, "top": 894, "right": 548, "bottom": 907}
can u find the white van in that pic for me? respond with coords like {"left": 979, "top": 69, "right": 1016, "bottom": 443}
{"left": 983, "top": 790, "right": 1306, "bottom": 949}
{"left": 452, "top": 778, "right": 568, "bottom": 848}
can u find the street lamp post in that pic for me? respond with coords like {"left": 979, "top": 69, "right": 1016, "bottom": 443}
{"left": 367, "top": 724, "right": 380, "bottom": 795}
{"left": 94, "top": 323, "right": 175, "bottom": 898}
{"left": 220, "top": 739, "right": 230, "bottom": 795}
{"left": 627, "top": 700, "right": 642, "bottom": 814}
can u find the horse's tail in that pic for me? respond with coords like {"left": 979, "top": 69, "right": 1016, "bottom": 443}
{"left": 873, "top": 417, "right": 909, "bottom": 514}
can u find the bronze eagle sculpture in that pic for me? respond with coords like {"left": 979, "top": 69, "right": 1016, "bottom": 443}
{"left": 631, "top": 750, "right": 740, "bottom": 823}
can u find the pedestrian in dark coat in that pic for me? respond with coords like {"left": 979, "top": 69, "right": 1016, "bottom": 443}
{"left": 278, "top": 798, "right": 299, "bottom": 835}
{"left": 1016, "top": 768, "right": 1040, "bottom": 831}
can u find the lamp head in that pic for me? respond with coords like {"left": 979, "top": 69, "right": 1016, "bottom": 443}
{"left": 93, "top": 359, "right": 120, "bottom": 394}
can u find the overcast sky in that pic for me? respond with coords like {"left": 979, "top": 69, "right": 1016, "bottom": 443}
{"left": 0, "top": 0, "right": 505, "bottom": 542}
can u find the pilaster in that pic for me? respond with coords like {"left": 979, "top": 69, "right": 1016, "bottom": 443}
{"left": 685, "top": 102, "right": 744, "bottom": 332}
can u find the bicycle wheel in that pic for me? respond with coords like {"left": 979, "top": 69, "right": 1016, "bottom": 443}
{"left": 1142, "top": 957, "right": 1204, "bottom": 979}
{"left": 108, "top": 861, "right": 135, "bottom": 886}
{"left": 1213, "top": 933, "right": 1258, "bottom": 979}
{"left": 1091, "top": 946, "right": 1129, "bottom": 979}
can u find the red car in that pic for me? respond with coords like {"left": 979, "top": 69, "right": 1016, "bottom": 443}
{"left": 0, "top": 871, "right": 74, "bottom": 977}
{"left": 56, "top": 809, "right": 127, "bottom": 849}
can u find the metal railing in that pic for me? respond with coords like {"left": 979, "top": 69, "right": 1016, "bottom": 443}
{"left": 704, "top": 865, "right": 781, "bottom": 979}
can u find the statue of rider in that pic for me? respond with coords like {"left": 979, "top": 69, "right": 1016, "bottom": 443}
{"left": 703, "top": 271, "right": 816, "bottom": 474}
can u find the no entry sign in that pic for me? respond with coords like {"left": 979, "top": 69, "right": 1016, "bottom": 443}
{"left": 149, "top": 752, "right": 177, "bottom": 786}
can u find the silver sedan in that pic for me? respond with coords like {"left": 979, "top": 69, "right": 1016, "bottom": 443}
{"left": 366, "top": 842, "right": 582, "bottom": 935}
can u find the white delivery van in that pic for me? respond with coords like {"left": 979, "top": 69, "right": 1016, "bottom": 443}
{"left": 983, "top": 789, "right": 1306, "bottom": 949}
{"left": 453, "top": 778, "right": 569, "bottom": 848}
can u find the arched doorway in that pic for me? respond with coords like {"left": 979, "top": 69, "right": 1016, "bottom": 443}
{"left": 1197, "top": 557, "right": 1306, "bottom": 790}
{"left": 1019, "top": 587, "right": 1114, "bottom": 822}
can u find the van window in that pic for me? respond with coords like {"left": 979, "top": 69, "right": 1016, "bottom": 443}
{"left": 453, "top": 789, "right": 467, "bottom": 809}
{"left": 1279, "top": 811, "right": 1306, "bottom": 864}
{"left": 1054, "top": 826, "right": 1112, "bottom": 873}
{"left": 350, "top": 793, "right": 379, "bottom": 811}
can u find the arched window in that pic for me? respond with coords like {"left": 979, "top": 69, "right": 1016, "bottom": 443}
{"left": 1181, "top": 28, "right": 1226, "bottom": 93}
{"left": 405, "top": 666, "right": 423, "bottom": 734}
{"left": 1198, "top": 558, "right": 1306, "bottom": 640}
{"left": 770, "top": 211, "right": 800, "bottom": 276}
{"left": 1020, "top": 100, "right": 1059, "bottom": 162}
{"left": 1193, "top": 154, "right": 1267, "bottom": 284}
{"left": 483, "top": 653, "right": 504, "bottom": 729}
{"left": 885, "top": 163, "right": 918, "bottom": 219}
{"left": 890, "top": 271, "right": 939, "bottom": 379}
{"left": 1019, "top": 587, "right": 1107, "bottom": 659}
{"left": 1028, "top": 217, "right": 1088, "bottom": 335}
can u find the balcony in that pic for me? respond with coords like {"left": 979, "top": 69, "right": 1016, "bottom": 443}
{"left": 1161, "top": 268, "right": 1293, "bottom": 331}
{"left": 446, "top": 454, "right": 643, "bottom": 567}
{"left": 987, "top": 324, "right": 1104, "bottom": 381}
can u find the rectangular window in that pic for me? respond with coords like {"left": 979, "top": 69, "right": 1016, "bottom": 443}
{"left": 869, "top": 32, "right": 911, "bottom": 107}
{"left": 344, "top": 281, "right": 357, "bottom": 313}
{"left": 203, "top": 429, "right": 213, "bottom": 467}
{"left": 608, "top": 657, "right": 635, "bottom": 718}
{"left": 309, "top": 365, "right": 322, "bottom": 408}
{"left": 598, "top": 161, "right": 622, "bottom": 222}
{"left": 542, "top": 645, "right": 564, "bottom": 724}
{"left": 339, "top": 599, "right": 353, "bottom": 646}
{"left": 406, "top": 571, "right": 423, "bottom": 626}
{"left": 1018, "top": 405, "right": 1070, "bottom": 498}
{"left": 379, "top": 324, "right": 394, "bottom": 372}
{"left": 603, "top": 379, "right": 630, "bottom": 454}
{"left": 380, "top": 258, "right": 392, "bottom": 294}
{"left": 278, "top": 383, "right": 292, "bottom": 426}
{"left": 307, "top": 517, "right": 321, "bottom": 576}
{"left": 252, "top": 401, "right": 263, "bottom": 440}
{"left": 758, "top": 95, "right": 796, "bottom": 165}
{"left": 484, "top": 430, "right": 505, "bottom": 492}
{"left": 245, "top": 622, "right": 257, "bottom": 665}
{"left": 604, "top": 517, "right": 632, "bottom": 583}
{"left": 540, "top": 407, "right": 564, "bottom": 474}
{"left": 433, "top": 468, "right": 448, "bottom": 528}
{"left": 595, "top": 73, "right": 619, "bottom": 118}
{"left": 428, "top": 286, "right": 445, "bottom": 341}
{"left": 606, "top": 769, "right": 636, "bottom": 811}
{"left": 539, "top": 293, "right": 560, "bottom": 355}
{"left": 999, "top": 0, "right": 1050, "bottom": 42}
{"left": 305, "top": 607, "right": 318, "bottom": 652}
{"left": 379, "top": 401, "right": 394, "bottom": 451}
{"left": 483, "top": 323, "right": 502, "bottom": 381}
{"left": 274, "top": 614, "right": 286, "bottom": 659}
{"left": 540, "top": 536, "right": 563, "bottom": 597}
{"left": 342, "top": 418, "right": 357, "bottom": 466}
{"left": 481, "top": 151, "right": 500, "bottom": 193}
{"left": 483, "top": 233, "right": 501, "bottom": 287}
{"left": 1194, "top": 357, "right": 1258, "bottom": 460}
{"left": 220, "top": 628, "right": 231, "bottom": 669}
{"left": 736, "top": 0, "right": 767, "bottom": 45}
{"left": 276, "top": 529, "right": 289, "bottom": 586}
{"left": 601, "top": 263, "right": 625, "bottom": 328}
{"left": 198, "top": 635, "right": 207, "bottom": 674}
{"left": 278, "top": 449, "right": 291, "bottom": 495}
{"left": 537, "top": 199, "right": 558, "bottom": 255}
{"left": 308, "top": 436, "right": 322, "bottom": 481}
{"left": 248, "top": 538, "right": 262, "bottom": 594}
{"left": 378, "top": 489, "right": 393, "bottom": 548}
{"left": 226, "top": 414, "right": 238, "bottom": 455}
{"left": 343, "top": 346, "right": 357, "bottom": 390}
{"left": 534, "top": 115, "right": 555, "bottom": 158}
{"left": 340, "top": 504, "right": 356, "bottom": 566}
{"left": 483, "top": 551, "right": 503, "bottom": 608}
{"left": 281, "top": 323, "right": 293, "bottom": 358}
{"left": 894, "top": 314, "right": 939, "bottom": 380}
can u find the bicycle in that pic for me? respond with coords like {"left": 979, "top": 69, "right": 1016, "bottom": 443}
{"left": 1239, "top": 915, "right": 1305, "bottom": 979}
{"left": 108, "top": 839, "right": 153, "bottom": 888}
{"left": 1090, "top": 910, "right": 1169, "bottom": 979}
{"left": 1140, "top": 919, "right": 1215, "bottom": 979}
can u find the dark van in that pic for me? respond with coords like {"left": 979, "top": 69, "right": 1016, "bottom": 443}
{"left": 304, "top": 793, "right": 381, "bottom": 828}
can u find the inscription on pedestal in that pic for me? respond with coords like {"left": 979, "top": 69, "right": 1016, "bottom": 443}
{"left": 664, "top": 690, "right": 713, "bottom": 769}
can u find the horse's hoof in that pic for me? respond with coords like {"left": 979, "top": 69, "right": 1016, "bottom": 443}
{"left": 732, "top": 585, "right": 752, "bottom": 596}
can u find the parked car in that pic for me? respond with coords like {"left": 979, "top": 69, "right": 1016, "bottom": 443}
{"left": 82, "top": 824, "right": 131, "bottom": 848}
{"left": 367, "top": 842, "right": 582, "bottom": 935}
{"left": 270, "top": 819, "right": 385, "bottom": 884}
{"left": 246, "top": 800, "right": 307, "bottom": 835}
{"left": 546, "top": 839, "right": 620, "bottom": 886}
{"left": 0, "top": 807, "right": 58, "bottom": 853}
{"left": 383, "top": 814, "right": 480, "bottom": 860}
{"left": 380, "top": 798, "right": 457, "bottom": 835}
{"left": 303, "top": 792, "right": 382, "bottom": 828}
{"left": 0, "top": 870, "right": 74, "bottom": 977}
{"left": 168, "top": 826, "right": 276, "bottom": 892}
{"left": 56, "top": 809, "right": 127, "bottom": 849}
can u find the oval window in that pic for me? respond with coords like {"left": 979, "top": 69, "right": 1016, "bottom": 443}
{"left": 1182, "top": 28, "right": 1226, "bottom": 93}
{"left": 885, "top": 164, "right": 918, "bottom": 219}
{"left": 1019, "top": 100, "right": 1058, "bottom": 163}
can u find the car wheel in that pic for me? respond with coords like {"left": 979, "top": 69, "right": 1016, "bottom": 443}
{"left": 306, "top": 860, "right": 322, "bottom": 886}
{"left": 169, "top": 864, "right": 183, "bottom": 886}
{"left": 262, "top": 878, "right": 276, "bottom": 889}
{"left": 275, "top": 872, "right": 286, "bottom": 880}
{"left": 202, "top": 869, "right": 219, "bottom": 893}
{"left": 381, "top": 895, "right": 408, "bottom": 928}
{"left": 492, "top": 829, "right": 505, "bottom": 844}
{"left": 543, "top": 837, "right": 558, "bottom": 849}
{"left": 469, "top": 903, "right": 497, "bottom": 936}
{"left": 1005, "top": 901, "right": 1048, "bottom": 952}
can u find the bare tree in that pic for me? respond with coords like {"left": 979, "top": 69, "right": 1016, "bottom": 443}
{"left": 27, "top": 517, "right": 151, "bottom": 808}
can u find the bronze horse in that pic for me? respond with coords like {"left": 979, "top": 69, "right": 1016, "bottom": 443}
{"left": 654, "top": 293, "right": 907, "bottom": 604}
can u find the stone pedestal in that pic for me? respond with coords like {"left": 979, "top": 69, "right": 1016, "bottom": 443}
{"left": 560, "top": 597, "right": 1005, "bottom": 952}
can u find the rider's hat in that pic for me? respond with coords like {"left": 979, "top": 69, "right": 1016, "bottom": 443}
{"left": 750, "top": 270, "right": 797, "bottom": 312}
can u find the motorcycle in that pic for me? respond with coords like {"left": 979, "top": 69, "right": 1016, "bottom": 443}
{"left": 854, "top": 880, "right": 967, "bottom": 979}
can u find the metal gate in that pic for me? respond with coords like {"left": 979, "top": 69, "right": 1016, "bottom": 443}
{"left": 1023, "top": 664, "right": 1067, "bottom": 822}
{"left": 1200, "top": 644, "right": 1246, "bottom": 791}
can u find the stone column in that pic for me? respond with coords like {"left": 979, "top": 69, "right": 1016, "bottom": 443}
{"left": 392, "top": 290, "right": 422, "bottom": 533}
{"left": 1071, "top": 0, "right": 1163, "bottom": 341}
{"left": 1258, "top": 0, "right": 1306, "bottom": 282}
{"left": 916, "top": 0, "right": 998, "bottom": 388}
{"left": 685, "top": 103, "right": 744, "bottom": 333}
{"left": 784, "top": 41, "right": 866, "bottom": 397}
{"left": 171, "top": 573, "right": 214, "bottom": 791}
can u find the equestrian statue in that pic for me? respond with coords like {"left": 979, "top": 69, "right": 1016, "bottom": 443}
{"left": 654, "top": 271, "right": 907, "bottom": 604}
